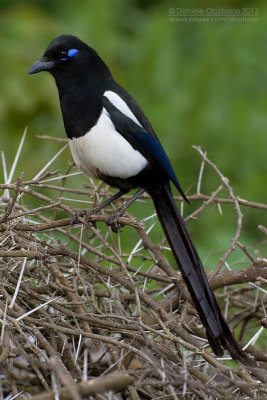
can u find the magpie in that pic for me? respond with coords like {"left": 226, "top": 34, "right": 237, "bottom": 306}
{"left": 28, "top": 35, "right": 245, "bottom": 358}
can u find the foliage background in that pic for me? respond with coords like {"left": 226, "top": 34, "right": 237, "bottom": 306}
{"left": 0, "top": 0, "right": 266, "bottom": 265}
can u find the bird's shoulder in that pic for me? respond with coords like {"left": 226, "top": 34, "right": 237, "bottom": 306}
{"left": 103, "top": 83, "right": 158, "bottom": 139}
{"left": 101, "top": 85, "right": 188, "bottom": 202}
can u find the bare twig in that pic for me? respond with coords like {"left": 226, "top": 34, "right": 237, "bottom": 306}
{"left": 0, "top": 142, "right": 266, "bottom": 399}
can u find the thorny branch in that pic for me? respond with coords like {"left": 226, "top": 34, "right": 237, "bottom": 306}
{"left": 0, "top": 142, "right": 266, "bottom": 399}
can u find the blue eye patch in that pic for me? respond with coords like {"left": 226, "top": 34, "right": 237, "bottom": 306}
{"left": 68, "top": 48, "right": 78, "bottom": 57}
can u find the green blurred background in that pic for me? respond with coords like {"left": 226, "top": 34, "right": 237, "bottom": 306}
{"left": 0, "top": 0, "right": 266, "bottom": 265}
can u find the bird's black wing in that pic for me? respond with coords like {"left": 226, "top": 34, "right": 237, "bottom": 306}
{"left": 110, "top": 82, "right": 158, "bottom": 139}
{"left": 103, "top": 96, "right": 188, "bottom": 202}
{"left": 103, "top": 95, "right": 247, "bottom": 359}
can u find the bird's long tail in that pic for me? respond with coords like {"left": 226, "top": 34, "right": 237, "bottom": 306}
{"left": 149, "top": 183, "right": 246, "bottom": 358}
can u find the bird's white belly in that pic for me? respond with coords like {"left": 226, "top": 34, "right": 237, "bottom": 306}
{"left": 68, "top": 109, "right": 148, "bottom": 179}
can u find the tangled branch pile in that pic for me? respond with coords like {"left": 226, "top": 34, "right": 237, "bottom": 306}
{"left": 0, "top": 136, "right": 266, "bottom": 399}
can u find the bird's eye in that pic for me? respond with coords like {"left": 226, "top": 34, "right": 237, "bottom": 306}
{"left": 58, "top": 48, "right": 79, "bottom": 61}
{"left": 59, "top": 50, "right": 68, "bottom": 61}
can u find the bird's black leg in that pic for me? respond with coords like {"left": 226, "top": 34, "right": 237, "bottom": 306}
{"left": 70, "top": 189, "right": 127, "bottom": 226}
{"left": 107, "top": 187, "right": 145, "bottom": 232}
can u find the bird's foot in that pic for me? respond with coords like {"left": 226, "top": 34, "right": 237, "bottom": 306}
{"left": 106, "top": 207, "right": 125, "bottom": 233}
{"left": 70, "top": 209, "right": 86, "bottom": 226}
{"left": 70, "top": 206, "right": 101, "bottom": 226}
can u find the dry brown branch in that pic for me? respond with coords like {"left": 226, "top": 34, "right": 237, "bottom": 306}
{"left": 0, "top": 143, "right": 266, "bottom": 399}
{"left": 29, "top": 373, "right": 134, "bottom": 400}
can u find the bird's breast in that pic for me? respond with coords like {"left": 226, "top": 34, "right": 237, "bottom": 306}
{"left": 68, "top": 109, "right": 148, "bottom": 180}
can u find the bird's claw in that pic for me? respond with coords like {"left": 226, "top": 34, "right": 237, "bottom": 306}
{"left": 106, "top": 207, "right": 125, "bottom": 233}
{"left": 70, "top": 207, "right": 100, "bottom": 226}
{"left": 71, "top": 206, "right": 125, "bottom": 234}
{"left": 70, "top": 209, "right": 86, "bottom": 226}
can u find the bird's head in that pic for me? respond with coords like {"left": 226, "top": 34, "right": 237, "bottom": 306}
{"left": 28, "top": 35, "right": 110, "bottom": 82}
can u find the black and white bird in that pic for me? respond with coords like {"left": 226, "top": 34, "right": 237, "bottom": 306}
{"left": 29, "top": 34, "right": 245, "bottom": 358}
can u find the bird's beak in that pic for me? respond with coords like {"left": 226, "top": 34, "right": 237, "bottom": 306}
{"left": 28, "top": 57, "right": 56, "bottom": 74}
